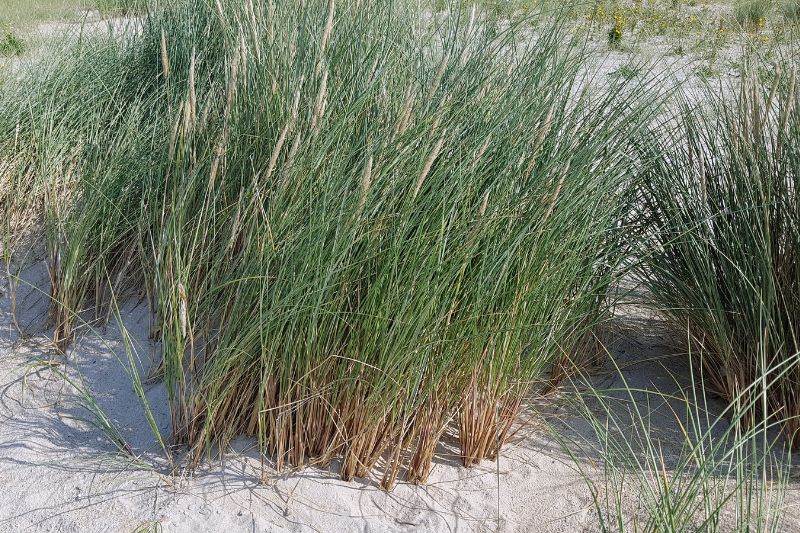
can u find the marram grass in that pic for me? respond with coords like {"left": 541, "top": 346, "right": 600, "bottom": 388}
{"left": 638, "top": 59, "right": 800, "bottom": 448}
{"left": 1, "top": 0, "right": 658, "bottom": 487}
{"left": 559, "top": 352, "right": 791, "bottom": 532}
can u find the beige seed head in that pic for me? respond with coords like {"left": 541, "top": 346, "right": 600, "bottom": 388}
{"left": 283, "top": 131, "right": 303, "bottom": 180}
{"left": 178, "top": 283, "right": 188, "bottom": 339}
{"left": 168, "top": 109, "right": 181, "bottom": 162}
{"left": 427, "top": 51, "right": 451, "bottom": 102}
{"left": 268, "top": 0, "right": 275, "bottom": 42}
{"left": 278, "top": 91, "right": 303, "bottom": 183}
{"left": 321, "top": 0, "right": 336, "bottom": 53}
{"left": 413, "top": 134, "right": 446, "bottom": 200}
{"left": 542, "top": 162, "right": 570, "bottom": 223}
{"left": 223, "top": 44, "right": 242, "bottom": 125}
{"left": 472, "top": 134, "right": 492, "bottom": 168}
{"left": 311, "top": 68, "right": 329, "bottom": 134}
{"left": 291, "top": 88, "right": 301, "bottom": 124}
{"left": 317, "top": 0, "right": 336, "bottom": 76}
{"left": 266, "top": 123, "right": 290, "bottom": 181}
{"left": 478, "top": 189, "right": 490, "bottom": 218}
{"left": 395, "top": 85, "right": 416, "bottom": 137}
{"left": 187, "top": 48, "right": 197, "bottom": 128}
{"left": 533, "top": 103, "right": 555, "bottom": 150}
{"left": 160, "top": 29, "right": 170, "bottom": 97}
{"left": 359, "top": 156, "right": 374, "bottom": 211}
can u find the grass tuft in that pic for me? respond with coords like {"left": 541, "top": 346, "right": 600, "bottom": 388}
{"left": 734, "top": 0, "right": 771, "bottom": 29}
{"left": 637, "top": 59, "right": 800, "bottom": 448}
{"left": 0, "top": 26, "right": 25, "bottom": 57}
{"left": 0, "top": 0, "right": 661, "bottom": 487}
{"left": 558, "top": 347, "right": 792, "bottom": 532}
{"left": 784, "top": 0, "right": 800, "bottom": 22}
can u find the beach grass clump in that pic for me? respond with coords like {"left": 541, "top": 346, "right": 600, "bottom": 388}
{"left": 637, "top": 62, "right": 800, "bottom": 446}
{"left": 1, "top": 0, "right": 656, "bottom": 487}
{"left": 94, "top": 0, "right": 148, "bottom": 15}
{"left": 0, "top": 31, "right": 158, "bottom": 347}
{"left": 784, "top": 0, "right": 800, "bottom": 22}
{"left": 0, "top": 26, "right": 25, "bottom": 57}
{"left": 734, "top": 0, "right": 771, "bottom": 29}
{"left": 562, "top": 358, "right": 791, "bottom": 532}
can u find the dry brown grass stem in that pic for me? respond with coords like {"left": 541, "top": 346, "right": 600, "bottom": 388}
{"left": 381, "top": 439, "right": 404, "bottom": 489}
{"left": 341, "top": 414, "right": 389, "bottom": 481}
{"left": 406, "top": 397, "right": 450, "bottom": 484}
{"left": 459, "top": 381, "right": 521, "bottom": 467}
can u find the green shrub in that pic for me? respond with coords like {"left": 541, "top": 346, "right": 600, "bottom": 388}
{"left": 610, "top": 63, "right": 640, "bottom": 79}
{"left": 608, "top": 11, "right": 625, "bottom": 48}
